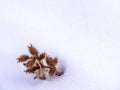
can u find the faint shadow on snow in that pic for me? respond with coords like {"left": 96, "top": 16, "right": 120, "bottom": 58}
{"left": 57, "top": 59, "right": 66, "bottom": 74}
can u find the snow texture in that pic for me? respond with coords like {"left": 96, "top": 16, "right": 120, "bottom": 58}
{"left": 0, "top": 0, "right": 120, "bottom": 90}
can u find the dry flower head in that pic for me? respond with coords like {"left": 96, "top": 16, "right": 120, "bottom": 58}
{"left": 17, "top": 44, "right": 63, "bottom": 80}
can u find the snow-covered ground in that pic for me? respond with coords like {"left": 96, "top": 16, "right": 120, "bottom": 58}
{"left": 0, "top": 0, "right": 120, "bottom": 90}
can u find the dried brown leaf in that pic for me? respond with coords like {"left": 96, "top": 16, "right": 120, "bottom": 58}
{"left": 46, "top": 56, "right": 58, "bottom": 66}
{"left": 23, "top": 59, "right": 35, "bottom": 68}
{"left": 25, "top": 66, "right": 40, "bottom": 73}
{"left": 17, "top": 55, "right": 29, "bottom": 62}
{"left": 28, "top": 44, "right": 38, "bottom": 55}
{"left": 49, "top": 68, "right": 56, "bottom": 77}
{"left": 39, "top": 52, "right": 46, "bottom": 60}
{"left": 53, "top": 57, "right": 58, "bottom": 65}
{"left": 55, "top": 70, "right": 63, "bottom": 76}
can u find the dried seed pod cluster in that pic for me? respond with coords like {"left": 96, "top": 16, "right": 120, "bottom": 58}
{"left": 17, "top": 44, "right": 63, "bottom": 80}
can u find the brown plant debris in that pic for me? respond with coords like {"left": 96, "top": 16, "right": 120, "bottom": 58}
{"left": 17, "top": 55, "right": 29, "bottom": 62}
{"left": 17, "top": 44, "right": 63, "bottom": 80}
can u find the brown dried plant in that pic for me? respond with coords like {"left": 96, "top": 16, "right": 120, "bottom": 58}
{"left": 46, "top": 56, "right": 63, "bottom": 77}
{"left": 17, "top": 44, "right": 63, "bottom": 80}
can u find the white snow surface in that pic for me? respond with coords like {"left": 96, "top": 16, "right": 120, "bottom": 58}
{"left": 0, "top": 0, "right": 120, "bottom": 90}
